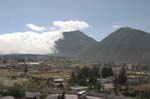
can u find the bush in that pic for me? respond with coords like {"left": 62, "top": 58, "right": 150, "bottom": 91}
{"left": 139, "top": 90, "right": 150, "bottom": 99}
{"left": 120, "top": 86, "right": 128, "bottom": 92}
{"left": 40, "top": 92, "right": 48, "bottom": 99}
{"left": 122, "top": 91, "right": 136, "bottom": 97}
{"left": 1, "top": 88, "right": 25, "bottom": 98}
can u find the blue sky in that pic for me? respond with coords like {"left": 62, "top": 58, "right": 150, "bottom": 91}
{"left": 0, "top": 0, "right": 150, "bottom": 41}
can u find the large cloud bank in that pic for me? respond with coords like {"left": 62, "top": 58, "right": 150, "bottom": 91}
{"left": 0, "top": 20, "right": 89, "bottom": 55}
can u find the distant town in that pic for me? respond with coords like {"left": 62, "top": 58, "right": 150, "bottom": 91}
{"left": 0, "top": 55, "right": 149, "bottom": 99}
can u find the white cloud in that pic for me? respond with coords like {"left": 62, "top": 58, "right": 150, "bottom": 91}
{"left": 0, "top": 31, "right": 63, "bottom": 54}
{"left": 26, "top": 24, "right": 46, "bottom": 32}
{"left": 53, "top": 20, "right": 89, "bottom": 32}
{"left": 0, "top": 20, "right": 90, "bottom": 55}
{"left": 112, "top": 25, "right": 121, "bottom": 29}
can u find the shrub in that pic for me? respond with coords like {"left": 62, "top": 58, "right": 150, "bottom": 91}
{"left": 122, "top": 91, "right": 136, "bottom": 97}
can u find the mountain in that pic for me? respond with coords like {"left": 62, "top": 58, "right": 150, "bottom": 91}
{"left": 79, "top": 27, "right": 150, "bottom": 64}
{"left": 55, "top": 30, "right": 98, "bottom": 57}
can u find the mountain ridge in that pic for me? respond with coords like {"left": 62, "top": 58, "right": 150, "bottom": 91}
{"left": 79, "top": 27, "right": 150, "bottom": 64}
{"left": 55, "top": 30, "right": 98, "bottom": 57}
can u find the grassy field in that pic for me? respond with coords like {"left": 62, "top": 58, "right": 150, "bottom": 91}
{"left": 124, "top": 97, "right": 138, "bottom": 99}
{"left": 30, "top": 70, "right": 71, "bottom": 79}
{"left": 0, "top": 69, "right": 20, "bottom": 77}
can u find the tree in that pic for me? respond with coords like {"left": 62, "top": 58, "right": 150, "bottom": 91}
{"left": 118, "top": 66, "right": 127, "bottom": 85}
{"left": 57, "top": 92, "right": 65, "bottom": 99}
{"left": 69, "top": 70, "right": 78, "bottom": 85}
{"left": 101, "top": 67, "right": 108, "bottom": 78}
{"left": 95, "top": 82, "right": 101, "bottom": 92}
{"left": 24, "top": 66, "right": 28, "bottom": 75}
{"left": 6, "top": 86, "right": 25, "bottom": 98}
{"left": 89, "top": 76, "right": 97, "bottom": 86}
{"left": 57, "top": 95, "right": 61, "bottom": 99}
{"left": 61, "top": 92, "right": 65, "bottom": 99}
{"left": 107, "top": 67, "right": 114, "bottom": 76}
{"left": 40, "top": 92, "right": 48, "bottom": 99}
{"left": 113, "top": 74, "right": 119, "bottom": 95}
{"left": 101, "top": 67, "right": 114, "bottom": 78}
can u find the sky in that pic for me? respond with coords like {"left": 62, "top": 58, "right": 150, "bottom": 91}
{"left": 0, "top": 0, "right": 150, "bottom": 41}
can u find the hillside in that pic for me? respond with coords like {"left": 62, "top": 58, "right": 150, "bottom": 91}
{"left": 55, "top": 30, "right": 98, "bottom": 57}
{"left": 80, "top": 27, "right": 150, "bottom": 64}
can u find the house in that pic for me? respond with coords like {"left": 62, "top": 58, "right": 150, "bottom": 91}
{"left": 1, "top": 96, "right": 14, "bottom": 99}
{"left": 53, "top": 78, "right": 64, "bottom": 86}
{"left": 100, "top": 78, "right": 112, "bottom": 84}
{"left": 103, "top": 83, "right": 114, "bottom": 91}
{"left": 46, "top": 94, "right": 78, "bottom": 99}
{"left": 25, "top": 92, "right": 40, "bottom": 99}
{"left": 71, "top": 86, "right": 88, "bottom": 91}
{"left": 77, "top": 90, "right": 87, "bottom": 99}
{"left": 46, "top": 94, "right": 58, "bottom": 99}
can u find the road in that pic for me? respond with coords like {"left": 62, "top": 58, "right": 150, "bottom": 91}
{"left": 86, "top": 96, "right": 104, "bottom": 99}
{"left": 46, "top": 94, "right": 105, "bottom": 99}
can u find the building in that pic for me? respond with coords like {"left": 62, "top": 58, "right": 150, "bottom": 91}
{"left": 25, "top": 92, "right": 40, "bottom": 99}
{"left": 77, "top": 90, "right": 87, "bottom": 99}
{"left": 1, "top": 96, "right": 14, "bottom": 99}
{"left": 53, "top": 78, "right": 64, "bottom": 86}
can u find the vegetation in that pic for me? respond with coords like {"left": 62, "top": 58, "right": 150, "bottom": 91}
{"left": 0, "top": 85, "right": 25, "bottom": 98}
{"left": 118, "top": 66, "right": 127, "bottom": 85}
{"left": 40, "top": 92, "right": 48, "bottom": 99}
{"left": 57, "top": 92, "right": 65, "bottom": 99}
{"left": 69, "top": 65, "right": 114, "bottom": 92}
{"left": 101, "top": 66, "right": 114, "bottom": 78}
